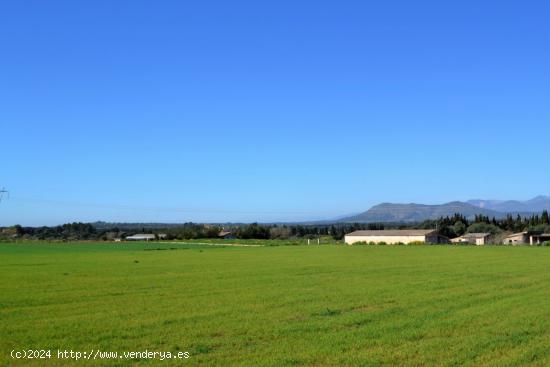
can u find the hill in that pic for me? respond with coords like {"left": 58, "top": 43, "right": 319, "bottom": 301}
{"left": 340, "top": 202, "right": 502, "bottom": 223}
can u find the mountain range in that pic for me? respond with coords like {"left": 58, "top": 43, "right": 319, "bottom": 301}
{"left": 340, "top": 196, "right": 550, "bottom": 223}
{"left": 467, "top": 196, "right": 550, "bottom": 213}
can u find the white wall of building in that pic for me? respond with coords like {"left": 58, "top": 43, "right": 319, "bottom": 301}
{"left": 345, "top": 235, "right": 427, "bottom": 245}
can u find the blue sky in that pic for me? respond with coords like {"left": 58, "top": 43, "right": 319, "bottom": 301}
{"left": 1, "top": 1, "right": 549, "bottom": 226}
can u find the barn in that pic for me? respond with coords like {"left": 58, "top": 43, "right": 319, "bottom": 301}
{"left": 344, "top": 229, "right": 444, "bottom": 245}
{"left": 125, "top": 234, "right": 156, "bottom": 241}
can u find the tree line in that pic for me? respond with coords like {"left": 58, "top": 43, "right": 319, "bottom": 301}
{"left": 1, "top": 211, "right": 548, "bottom": 241}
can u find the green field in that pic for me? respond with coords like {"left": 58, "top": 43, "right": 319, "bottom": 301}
{"left": 1, "top": 242, "right": 550, "bottom": 366}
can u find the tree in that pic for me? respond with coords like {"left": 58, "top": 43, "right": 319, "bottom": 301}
{"left": 542, "top": 210, "right": 549, "bottom": 225}
{"left": 451, "top": 221, "right": 466, "bottom": 237}
{"left": 269, "top": 226, "right": 292, "bottom": 239}
{"left": 467, "top": 222, "right": 501, "bottom": 235}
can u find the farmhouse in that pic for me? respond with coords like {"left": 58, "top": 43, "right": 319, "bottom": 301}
{"left": 344, "top": 229, "right": 445, "bottom": 245}
{"left": 451, "top": 233, "right": 491, "bottom": 245}
{"left": 125, "top": 234, "right": 156, "bottom": 241}
{"left": 503, "top": 232, "right": 550, "bottom": 245}
{"left": 218, "top": 230, "right": 235, "bottom": 239}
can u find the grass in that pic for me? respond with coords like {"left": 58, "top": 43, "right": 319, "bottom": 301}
{"left": 1, "top": 242, "right": 550, "bottom": 366}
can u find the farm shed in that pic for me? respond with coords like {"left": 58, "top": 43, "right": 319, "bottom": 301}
{"left": 531, "top": 233, "right": 550, "bottom": 244}
{"left": 344, "top": 229, "right": 445, "bottom": 245}
{"left": 503, "top": 232, "right": 550, "bottom": 245}
{"left": 451, "top": 233, "right": 491, "bottom": 245}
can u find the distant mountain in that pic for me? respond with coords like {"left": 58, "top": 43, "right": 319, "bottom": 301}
{"left": 340, "top": 202, "right": 502, "bottom": 223}
{"left": 467, "top": 196, "right": 550, "bottom": 213}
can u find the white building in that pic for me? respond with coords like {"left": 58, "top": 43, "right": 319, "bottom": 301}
{"left": 125, "top": 234, "right": 156, "bottom": 241}
{"left": 345, "top": 229, "right": 444, "bottom": 245}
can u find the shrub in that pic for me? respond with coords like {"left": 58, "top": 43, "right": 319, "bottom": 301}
{"left": 407, "top": 241, "right": 426, "bottom": 246}
{"left": 542, "top": 242, "right": 550, "bottom": 247}
{"left": 377, "top": 241, "right": 387, "bottom": 246}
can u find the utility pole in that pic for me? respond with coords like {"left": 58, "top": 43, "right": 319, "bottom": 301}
{"left": 0, "top": 187, "right": 8, "bottom": 202}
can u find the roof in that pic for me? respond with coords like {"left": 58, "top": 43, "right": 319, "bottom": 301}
{"left": 462, "top": 233, "right": 491, "bottom": 239}
{"left": 503, "top": 232, "right": 528, "bottom": 239}
{"left": 503, "top": 232, "right": 550, "bottom": 240}
{"left": 345, "top": 229, "right": 437, "bottom": 237}
{"left": 218, "top": 231, "right": 232, "bottom": 236}
{"left": 126, "top": 234, "right": 156, "bottom": 239}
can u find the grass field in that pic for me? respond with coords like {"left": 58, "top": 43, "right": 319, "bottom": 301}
{"left": 1, "top": 242, "right": 550, "bottom": 366}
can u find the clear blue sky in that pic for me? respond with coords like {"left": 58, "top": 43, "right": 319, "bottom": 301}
{"left": 1, "top": 1, "right": 549, "bottom": 226}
